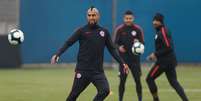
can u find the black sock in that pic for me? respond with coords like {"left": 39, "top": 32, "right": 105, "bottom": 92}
{"left": 152, "top": 92, "right": 159, "bottom": 101}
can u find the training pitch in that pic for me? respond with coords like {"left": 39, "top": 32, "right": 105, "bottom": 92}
{"left": 0, "top": 64, "right": 200, "bottom": 101}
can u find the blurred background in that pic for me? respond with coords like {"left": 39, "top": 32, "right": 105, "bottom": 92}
{"left": 0, "top": 0, "right": 201, "bottom": 67}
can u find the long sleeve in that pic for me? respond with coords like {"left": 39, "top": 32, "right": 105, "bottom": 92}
{"left": 155, "top": 27, "right": 173, "bottom": 57}
{"left": 55, "top": 28, "right": 81, "bottom": 56}
{"left": 114, "top": 24, "right": 125, "bottom": 48}
{"left": 114, "top": 29, "right": 122, "bottom": 46}
{"left": 137, "top": 27, "right": 145, "bottom": 44}
{"left": 105, "top": 30, "right": 125, "bottom": 64}
{"left": 135, "top": 24, "right": 145, "bottom": 44}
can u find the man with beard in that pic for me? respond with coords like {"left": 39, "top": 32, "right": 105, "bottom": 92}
{"left": 146, "top": 13, "right": 189, "bottom": 101}
{"left": 51, "top": 6, "right": 129, "bottom": 101}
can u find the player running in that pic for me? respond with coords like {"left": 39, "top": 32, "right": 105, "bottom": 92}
{"left": 51, "top": 6, "right": 129, "bottom": 101}
{"left": 114, "top": 10, "right": 144, "bottom": 101}
{"left": 146, "top": 13, "right": 189, "bottom": 101}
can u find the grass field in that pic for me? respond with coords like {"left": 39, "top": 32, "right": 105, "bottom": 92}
{"left": 0, "top": 65, "right": 201, "bottom": 101}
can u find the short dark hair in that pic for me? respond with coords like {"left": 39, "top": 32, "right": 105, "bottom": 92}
{"left": 153, "top": 13, "right": 164, "bottom": 24}
{"left": 124, "top": 10, "right": 133, "bottom": 15}
{"left": 89, "top": 6, "right": 95, "bottom": 11}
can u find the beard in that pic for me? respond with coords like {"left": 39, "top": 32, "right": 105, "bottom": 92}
{"left": 153, "top": 24, "right": 160, "bottom": 28}
{"left": 153, "top": 24, "right": 163, "bottom": 30}
{"left": 88, "top": 19, "right": 97, "bottom": 25}
{"left": 125, "top": 22, "right": 133, "bottom": 26}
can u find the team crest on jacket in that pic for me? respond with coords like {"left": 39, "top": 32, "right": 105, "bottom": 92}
{"left": 155, "top": 34, "right": 158, "bottom": 40}
{"left": 76, "top": 73, "right": 82, "bottom": 79}
{"left": 131, "top": 30, "right": 137, "bottom": 36}
{"left": 99, "top": 31, "right": 105, "bottom": 37}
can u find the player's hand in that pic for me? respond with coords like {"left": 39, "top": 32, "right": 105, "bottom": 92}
{"left": 123, "top": 64, "right": 129, "bottom": 74}
{"left": 51, "top": 55, "right": 59, "bottom": 64}
{"left": 119, "top": 45, "right": 126, "bottom": 53}
{"left": 147, "top": 53, "right": 157, "bottom": 61}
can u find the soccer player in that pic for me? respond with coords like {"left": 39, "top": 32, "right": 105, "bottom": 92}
{"left": 146, "top": 13, "right": 189, "bottom": 101}
{"left": 115, "top": 10, "right": 144, "bottom": 101}
{"left": 51, "top": 6, "right": 129, "bottom": 101}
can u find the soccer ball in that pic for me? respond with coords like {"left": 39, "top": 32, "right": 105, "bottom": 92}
{"left": 8, "top": 29, "right": 24, "bottom": 45}
{"left": 132, "top": 41, "right": 145, "bottom": 55}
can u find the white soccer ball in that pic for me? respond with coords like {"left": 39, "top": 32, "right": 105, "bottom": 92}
{"left": 132, "top": 41, "right": 145, "bottom": 55}
{"left": 8, "top": 29, "right": 24, "bottom": 45}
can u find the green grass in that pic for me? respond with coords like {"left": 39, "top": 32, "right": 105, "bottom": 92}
{"left": 0, "top": 65, "right": 201, "bottom": 101}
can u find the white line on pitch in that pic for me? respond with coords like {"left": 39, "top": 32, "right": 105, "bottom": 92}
{"left": 143, "top": 89, "right": 201, "bottom": 92}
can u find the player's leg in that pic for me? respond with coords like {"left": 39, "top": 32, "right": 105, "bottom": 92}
{"left": 165, "top": 66, "right": 189, "bottom": 101}
{"left": 92, "top": 73, "right": 110, "bottom": 101}
{"left": 146, "top": 64, "right": 164, "bottom": 101}
{"left": 118, "top": 65, "right": 128, "bottom": 101}
{"left": 130, "top": 63, "right": 142, "bottom": 101}
{"left": 66, "top": 72, "right": 90, "bottom": 101}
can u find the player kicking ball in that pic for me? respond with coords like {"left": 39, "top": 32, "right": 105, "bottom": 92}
{"left": 146, "top": 13, "right": 189, "bottom": 101}
{"left": 51, "top": 6, "right": 128, "bottom": 101}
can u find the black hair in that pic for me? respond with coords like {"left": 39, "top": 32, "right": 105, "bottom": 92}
{"left": 89, "top": 6, "right": 95, "bottom": 11}
{"left": 153, "top": 13, "right": 164, "bottom": 24}
{"left": 124, "top": 10, "right": 133, "bottom": 15}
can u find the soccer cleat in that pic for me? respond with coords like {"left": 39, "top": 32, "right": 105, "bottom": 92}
{"left": 153, "top": 97, "right": 159, "bottom": 101}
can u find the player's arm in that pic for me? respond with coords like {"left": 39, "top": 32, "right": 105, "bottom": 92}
{"left": 154, "top": 27, "right": 173, "bottom": 57}
{"left": 137, "top": 26, "right": 145, "bottom": 44}
{"left": 135, "top": 24, "right": 145, "bottom": 44}
{"left": 105, "top": 30, "right": 129, "bottom": 74}
{"left": 114, "top": 29, "right": 122, "bottom": 47}
{"left": 51, "top": 28, "right": 81, "bottom": 64}
{"left": 147, "top": 28, "right": 173, "bottom": 61}
{"left": 114, "top": 28, "right": 126, "bottom": 53}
